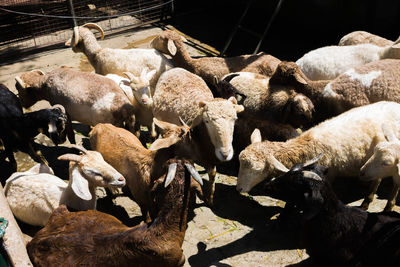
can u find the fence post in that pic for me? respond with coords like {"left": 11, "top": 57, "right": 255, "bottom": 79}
{"left": 67, "top": 0, "right": 77, "bottom": 27}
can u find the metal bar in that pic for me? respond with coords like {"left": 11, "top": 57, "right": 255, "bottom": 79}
{"left": 219, "top": 0, "right": 255, "bottom": 56}
{"left": 253, "top": 0, "right": 285, "bottom": 54}
{"left": 67, "top": 0, "right": 77, "bottom": 27}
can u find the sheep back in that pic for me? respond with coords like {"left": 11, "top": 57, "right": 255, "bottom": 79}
{"left": 339, "top": 31, "right": 394, "bottom": 47}
{"left": 152, "top": 68, "right": 213, "bottom": 126}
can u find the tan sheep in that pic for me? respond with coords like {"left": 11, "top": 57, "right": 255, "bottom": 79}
{"left": 339, "top": 31, "right": 394, "bottom": 47}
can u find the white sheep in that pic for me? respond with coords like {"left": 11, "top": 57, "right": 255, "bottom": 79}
{"left": 339, "top": 31, "right": 394, "bottom": 47}
{"left": 4, "top": 145, "right": 125, "bottom": 226}
{"left": 65, "top": 23, "right": 173, "bottom": 89}
{"left": 360, "top": 123, "right": 400, "bottom": 211}
{"left": 236, "top": 101, "right": 400, "bottom": 211}
{"left": 296, "top": 38, "right": 400, "bottom": 80}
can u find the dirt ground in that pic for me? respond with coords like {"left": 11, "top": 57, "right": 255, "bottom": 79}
{"left": 1, "top": 24, "right": 399, "bottom": 267}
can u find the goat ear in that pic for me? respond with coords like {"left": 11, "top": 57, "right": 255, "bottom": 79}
{"left": 270, "top": 155, "right": 289, "bottom": 173}
{"left": 235, "top": 104, "right": 244, "bottom": 113}
{"left": 167, "top": 39, "right": 177, "bottom": 56}
{"left": 140, "top": 67, "right": 149, "bottom": 81}
{"left": 153, "top": 118, "right": 176, "bottom": 132}
{"left": 250, "top": 129, "right": 262, "bottom": 143}
{"left": 146, "top": 69, "right": 157, "bottom": 81}
{"left": 123, "top": 72, "right": 140, "bottom": 85}
{"left": 70, "top": 166, "right": 92, "bottom": 200}
{"left": 65, "top": 38, "right": 72, "bottom": 46}
{"left": 294, "top": 72, "right": 308, "bottom": 85}
{"left": 150, "top": 135, "right": 180, "bottom": 150}
{"left": 382, "top": 123, "right": 398, "bottom": 142}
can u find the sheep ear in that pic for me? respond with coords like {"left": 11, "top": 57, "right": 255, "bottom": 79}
{"left": 153, "top": 118, "right": 176, "bottom": 132}
{"left": 140, "top": 67, "right": 149, "bottom": 81}
{"left": 167, "top": 39, "right": 177, "bottom": 56}
{"left": 146, "top": 69, "right": 157, "bottom": 81}
{"left": 235, "top": 104, "right": 244, "bottom": 113}
{"left": 250, "top": 129, "right": 262, "bottom": 143}
{"left": 58, "top": 154, "right": 82, "bottom": 162}
{"left": 382, "top": 123, "right": 398, "bottom": 142}
{"left": 228, "top": 96, "right": 238, "bottom": 104}
{"left": 123, "top": 72, "right": 140, "bottom": 84}
{"left": 270, "top": 155, "right": 289, "bottom": 173}
{"left": 71, "top": 166, "right": 92, "bottom": 200}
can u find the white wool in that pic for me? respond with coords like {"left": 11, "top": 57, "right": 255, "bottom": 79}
{"left": 344, "top": 68, "right": 382, "bottom": 88}
{"left": 296, "top": 44, "right": 383, "bottom": 80}
{"left": 105, "top": 74, "right": 133, "bottom": 102}
{"left": 323, "top": 83, "right": 338, "bottom": 98}
{"left": 93, "top": 92, "right": 115, "bottom": 111}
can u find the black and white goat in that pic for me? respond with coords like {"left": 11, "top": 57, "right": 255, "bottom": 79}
{"left": 0, "top": 84, "right": 67, "bottom": 171}
{"left": 264, "top": 155, "right": 400, "bottom": 267}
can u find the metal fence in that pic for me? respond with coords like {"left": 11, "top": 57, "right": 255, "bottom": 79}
{"left": 0, "top": 0, "right": 173, "bottom": 58}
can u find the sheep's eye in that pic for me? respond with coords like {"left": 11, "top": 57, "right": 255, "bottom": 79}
{"left": 382, "top": 160, "right": 392, "bottom": 166}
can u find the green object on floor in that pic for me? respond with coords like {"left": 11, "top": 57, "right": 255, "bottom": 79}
{"left": 0, "top": 218, "right": 11, "bottom": 267}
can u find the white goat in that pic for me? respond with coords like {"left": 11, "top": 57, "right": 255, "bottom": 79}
{"left": 4, "top": 145, "right": 125, "bottom": 226}
{"left": 360, "top": 123, "right": 400, "bottom": 211}
{"left": 65, "top": 23, "right": 173, "bottom": 89}
{"left": 106, "top": 68, "right": 157, "bottom": 138}
{"left": 296, "top": 38, "right": 400, "bottom": 80}
{"left": 236, "top": 101, "right": 400, "bottom": 211}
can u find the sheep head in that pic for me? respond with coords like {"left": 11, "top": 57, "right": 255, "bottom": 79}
{"left": 15, "top": 69, "right": 45, "bottom": 108}
{"left": 65, "top": 23, "right": 104, "bottom": 53}
{"left": 35, "top": 104, "right": 68, "bottom": 145}
{"left": 123, "top": 68, "right": 157, "bottom": 107}
{"left": 150, "top": 30, "right": 187, "bottom": 56}
{"left": 196, "top": 97, "right": 244, "bottom": 162}
{"left": 360, "top": 123, "right": 400, "bottom": 182}
{"left": 58, "top": 146, "right": 125, "bottom": 200}
{"left": 149, "top": 118, "right": 190, "bottom": 151}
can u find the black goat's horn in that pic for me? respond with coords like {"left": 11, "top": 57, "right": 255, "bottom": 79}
{"left": 303, "top": 153, "right": 323, "bottom": 168}
{"left": 66, "top": 144, "right": 88, "bottom": 154}
{"left": 165, "top": 163, "right": 177, "bottom": 187}
{"left": 302, "top": 170, "right": 322, "bottom": 181}
{"left": 185, "top": 163, "right": 203, "bottom": 186}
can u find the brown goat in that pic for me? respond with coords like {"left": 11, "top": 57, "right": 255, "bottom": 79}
{"left": 89, "top": 122, "right": 191, "bottom": 223}
{"left": 150, "top": 30, "right": 280, "bottom": 90}
{"left": 27, "top": 158, "right": 202, "bottom": 267}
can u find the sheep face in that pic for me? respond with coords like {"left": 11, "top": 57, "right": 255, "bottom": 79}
{"left": 360, "top": 143, "right": 400, "bottom": 182}
{"left": 37, "top": 106, "right": 68, "bottom": 145}
{"left": 78, "top": 151, "right": 126, "bottom": 188}
{"left": 150, "top": 30, "right": 187, "bottom": 56}
{"left": 15, "top": 70, "right": 45, "bottom": 108}
{"left": 199, "top": 97, "right": 244, "bottom": 162}
{"left": 124, "top": 69, "right": 157, "bottom": 107}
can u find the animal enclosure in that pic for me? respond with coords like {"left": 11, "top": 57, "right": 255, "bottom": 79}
{"left": 0, "top": 0, "right": 172, "bottom": 59}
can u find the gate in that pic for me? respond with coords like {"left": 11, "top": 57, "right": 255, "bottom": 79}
{"left": 0, "top": 0, "right": 173, "bottom": 59}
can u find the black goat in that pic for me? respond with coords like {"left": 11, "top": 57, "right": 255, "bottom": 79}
{"left": 0, "top": 84, "right": 67, "bottom": 171}
{"left": 264, "top": 155, "right": 400, "bottom": 267}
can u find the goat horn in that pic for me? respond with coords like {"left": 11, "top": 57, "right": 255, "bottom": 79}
{"left": 65, "top": 144, "right": 88, "bottom": 154}
{"left": 303, "top": 153, "right": 323, "bottom": 168}
{"left": 58, "top": 153, "right": 82, "bottom": 163}
{"left": 82, "top": 23, "right": 104, "bottom": 39}
{"left": 184, "top": 163, "right": 203, "bottom": 186}
{"left": 270, "top": 155, "right": 289, "bottom": 173}
{"left": 178, "top": 117, "right": 189, "bottom": 127}
{"left": 30, "top": 69, "right": 45, "bottom": 75}
{"left": 222, "top": 73, "right": 240, "bottom": 83}
{"left": 165, "top": 163, "right": 177, "bottom": 187}
{"left": 72, "top": 26, "right": 79, "bottom": 47}
{"left": 302, "top": 170, "right": 322, "bottom": 181}
{"left": 15, "top": 76, "right": 26, "bottom": 88}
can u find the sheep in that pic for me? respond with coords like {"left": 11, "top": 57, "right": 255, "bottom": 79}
{"left": 15, "top": 67, "right": 136, "bottom": 143}
{"left": 269, "top": 60, "right": 400, "bottom": 124}
{"left": 339, "top": 30, "right": 394, "bottom": 47}
{"left": 4, "top": 145, "right": 125, "bottom": 226}
{"left": 150, "top": 30, "right": 280, "bottom": 91}
{"left": 27, "top": 158, "right": 203, "bottom": 267}
{"left": 152, "top": 67, "right": 244, "bottom": 204}
{"left": 0, "top": 84, "right": 68, "bottom": 172}
{"left": 65, "top": 23, "right": 173, "bottom": 89}
{"left": 217, "top": 72, "right": 315, "bottom": 128}
{"left": 236, "top": 101, "right": 400, "bottom": 211}
{"left": 296, "top": 37, "right": 400, "bottom": 80}
{"left": 89, "top": 121, "right": 194, "bottom": 222}
{"left": 264, "top": 156, "right": 400, "bottom": 267}
{"left": 360, "top": 123, "right": 400, "bottom": 211}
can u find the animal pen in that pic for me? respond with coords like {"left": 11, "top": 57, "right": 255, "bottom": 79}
{"left": 0, "top": 0, "right": 173, "bottom": 59}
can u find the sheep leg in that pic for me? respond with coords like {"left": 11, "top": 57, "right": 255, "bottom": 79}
{"left": 204, "top": 165, "right": 217, "bottom": 206}
{"left": 360, "top": 179, "right": 381, "bottom": 210}
{"left": 5, "top": 146, "right": 17, "bottom": 172}
{"left": 66, "top": 114, "right": 76, "bottom": 144}
{"left": 384, "top": 185, "right": 400, "bottom": 212}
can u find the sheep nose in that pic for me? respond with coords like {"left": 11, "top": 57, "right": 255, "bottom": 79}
{"left": 118, "top": 176, "right": 125, "bottom": 182}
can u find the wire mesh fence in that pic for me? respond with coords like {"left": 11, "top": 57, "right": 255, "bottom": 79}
{"left": 0, "top": 0, "right": 172, "bottom": 58}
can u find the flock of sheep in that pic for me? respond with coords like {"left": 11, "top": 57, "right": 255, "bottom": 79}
{"left": 2, "top": 23, "right": 400, "bottom": 266}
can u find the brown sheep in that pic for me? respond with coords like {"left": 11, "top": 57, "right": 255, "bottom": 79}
{"left": 150, "top": 30, "right": 280, "bottom": 90}
{"left": 27, "top": 158, "right": 203, "bottom": 267}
